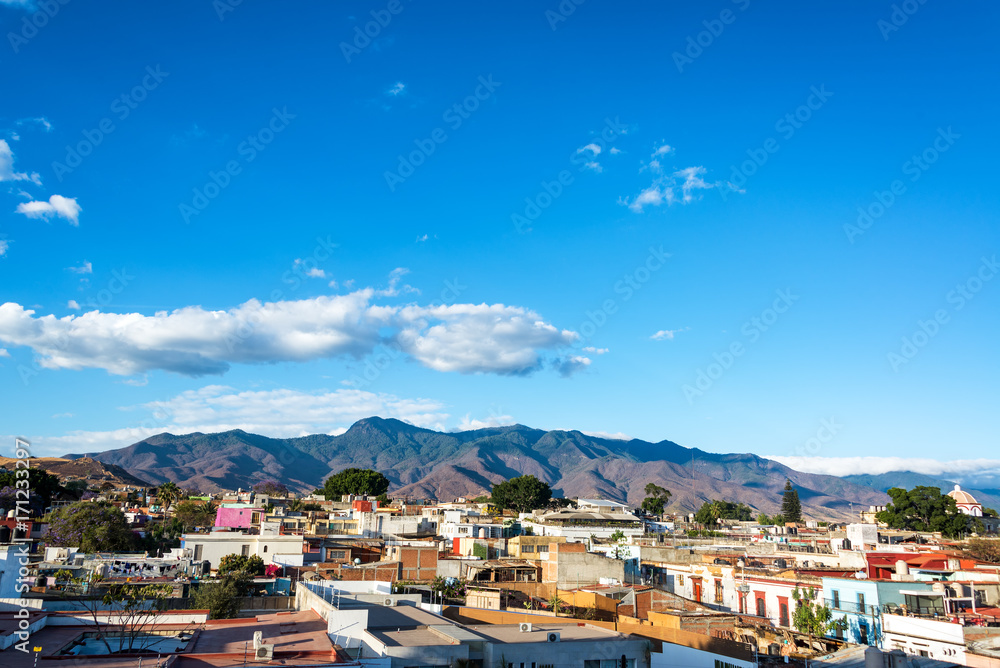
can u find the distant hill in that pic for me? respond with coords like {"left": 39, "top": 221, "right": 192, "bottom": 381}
{"left": 65, "top": 417, "right": 890, "bottom": 520}
{"left": 843, "top": 472, "right": 1000, "bottom": 514}
{"left": 0, "top": 456, "right": 152, "bottom": 488}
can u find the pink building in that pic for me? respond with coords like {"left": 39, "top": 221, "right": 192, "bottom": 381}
{"left": 214, "top": 506, "right": 263, "bottom": 529}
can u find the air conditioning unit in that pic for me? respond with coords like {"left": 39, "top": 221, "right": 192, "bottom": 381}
{"left": 383, "top": 598, "right": 396, "bottom": 607}
{"left": 519, "top": 623, "right": 532, "bottom": 633}
{"left": 547, "top": 632, "right": 560, "bottom": 643}
{"left": 254, "top": 644, "right": 274, "bottom": 662}
{"left": 253, "top": 631, "right": 263, "bottom": 648}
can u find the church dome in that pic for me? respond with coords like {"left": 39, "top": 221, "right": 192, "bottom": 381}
{"left": 948, "top": 484, "right": 978, "bottom": 505}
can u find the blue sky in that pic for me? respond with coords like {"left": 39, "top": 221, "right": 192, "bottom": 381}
{"left": 1, "top": 1, "right": 998, "bottom": 481}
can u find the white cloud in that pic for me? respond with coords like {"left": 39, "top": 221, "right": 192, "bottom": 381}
{"left": 553, "top": 355, "right": 591, "bottom": 377}
{"left": 0, "top": 285, "right": 579, "bottom": 378}
{"left": 766, "top": 455, "right": 1000, "bottom": 488}
{"left": 67, "top": 300, "right": 81, "bottom": 310}
{"left": 455, "top": 412, "right": 517, "bottom": 431}
{"left": 17, "top": 117, "right": 52, "bottom": 132}
{"left": 583, "top": 346, "right": 608, "bottom": 355}
{"left": 416, "top": 234, "right": 429, "bottom": 242}
{"left": 306, "top": 267, "right": 326, "bottom": 279}
{"left": 609, "top": 147, "right": 622, "bottom": 155}
{"left": 577, "top": 143, "right": 602, "bottom": 156}
{"left": 0, "top": 240, "right": 8, "bottom": 257}
{"left": 51, "top": 412, "right": 73, "bottom": 419}
{"left": 651, "top": 327, "right": 689, "bottom": 341}
{"left": 67, "top": 261, "right": 92, "bottom": 275}
{"left": 16, "top": 195, "right": 81, "bottom": 225}
{"left": 386, "top": 81, "right": 406, "bottom": 96}
{"left": 0, "top": 139, "right": 41, "bottom": 184}
{"left": 0, "top": 348, "right": 9, "bottom": 357}
{"left": 582, "top": 161, "right": 602, "bottom": 173}
{"left": 652, "top": 144, "right": 673, "bottom": 156}
{"left": 622, "top": 166, "right": 714, "bottom": 213}
{"left": 582, "top": 430, "right": 632, "bottom": 441}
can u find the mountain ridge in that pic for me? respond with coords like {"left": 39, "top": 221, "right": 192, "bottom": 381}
{"left": 66, "top": 416, "right": 893, "bottom": 520}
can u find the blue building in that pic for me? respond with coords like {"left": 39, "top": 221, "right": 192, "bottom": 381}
{"left": 821, "top": 577, "right": 936, "bottom": 648}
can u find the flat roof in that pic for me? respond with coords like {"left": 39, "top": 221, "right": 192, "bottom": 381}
{"left": 466, "top": 623, "right": 626, "bottom": 643}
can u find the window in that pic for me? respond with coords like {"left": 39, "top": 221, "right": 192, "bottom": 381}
{"left": 715, "top": 580, "right": 724, "bottom": 603}
{"left": 263, "top": 545, "right": 268, "bottom": 553}
{"left": 193, "top": 544, "right": 203, "bottom": 561}
{"left": 241, "top": 544, "right": 250, "bottom": 557}
{"left": 858, "top": 592, "right": 866, "bottom": 612}
{"left": 677, "top": 575, "right": 685, "bottom": 586}
{"left": 537, "top": 544, "right": 548, "bottom": 553}
{"left": 779, "top": 602, "right": 789, "bottom": 627}
{"left": 522, "top": 545, "right": 535, "bottom": 553}
{"left": 859, "top": 621, "right": 869, "bottom": 645}
{"left": 756, "top": 597, "right": 766, "bottom": 618}
{"left": 329, "top": 550, "right": 347, "bottom": 560}
{"left": 832, "top": 590, "right": 840, "bottom": 609}
{"left": 584, "top": 660, "right": 636, "bottom": 668}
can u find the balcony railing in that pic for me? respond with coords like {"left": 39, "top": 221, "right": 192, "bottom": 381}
{"left": 826, "top": 598, "right": 879, "bottom": 616}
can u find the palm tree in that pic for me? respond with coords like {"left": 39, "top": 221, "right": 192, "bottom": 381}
{"left": 287, "top": 499, "right": 304, "bottom": 512}
{"left": 156, "top": 482, "right": 181, "bottom": 515}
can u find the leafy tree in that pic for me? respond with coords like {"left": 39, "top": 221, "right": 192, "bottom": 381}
{"left": 217, "top": 553, "right": 266, "bottom": 576}
{"left": 174, "top": 499, "right": 217, "bottom": 529}
{"left": 376, "top": 493, "right": 391, "bottom": 506}
{"left": 695, "top": 500, "right": 754, "bottom": 524}
{"left": 757, "top": 512, "right": 785, "bottom": 526}
{"left": 781, "top": 480, "right": 802, "bottom": 523}
{"left": 322, "top": 468, "right": 390, "bottom": 500}
{"left": 252, "top": 480, "right": 288, "bottom": 497}
{"left": 876, "top": 486, "right": 969, "bottom": 538}
{"left": 490, "top": 475, "right": 552, "bottom": 514}
{"left": 984, "top": 508, "right": 998, "bottom": 518}
{"left": 46, "top": 501, "right": 136, "bottom": 552}
{"left": 156, "top": 482, "right": 182, "bottom": 513}
{"left": 302, "top": 503, "right": 324, "bottom": 511}
{"left": 191, "top": 571, "right": 254, "bottom": 619}
{"left": 286, "top": 499, "right": 304, "bottom": 512}
{"left": 0, "top": 466, "right": 65, "bottom": 512}
{"left": 609, "top": 529, "right": 628, "bottom": 559}
{"left": 792, "top": 587, "right": 847, "bottom": 646}
{"left": 548, "top": 593, "right": 565, "bottom": 614}
{"left": 964, "top": 538, "right": 1000, "bottom": 563}
{"left": 641, "top": 483, "right": 671, "bottom": 516}
{"left": 63, "top": 479, "right": 90, "bottom": 499}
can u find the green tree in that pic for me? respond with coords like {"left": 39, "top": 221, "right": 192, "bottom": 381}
{"left": 45, "top": 501, "right": 136, "bottom": 552}
{"left": 757, "top": 512, "right": 785, "bottom": 526}
{"left": 792, "top": 587, "right": 847, "bottom": 646}
{"left": 74, "top": 580, "right": 181, "bottom": 654}
{"left": 0, "top": 466, "right": 65, "bottom": 511}
{"left": 174, "top": 499, "right": 217, "bottom": 529}
{"left": 191, "top": 571, "right": 254, "bottom": 619}
{"left": 609, "top": 529, "right": 628, "bottom": 560}
{"left": 156, "top": 482, "right": 182, "bottom": 514}
{"left": 322, "top": 468, "right": 391, "bottom": 500}
{"left": 875, "top": 486, "right": 969, "bottom": 538}
{"left": 696, "top": 500, "right": 754, "bottom": 524}
{"left": 781, "top": 480, "right": 802, "bottom": 523}
{"left": 490, "top": 475, "right": 552, "bottom": 514}
{"left": 548, "top": 593, "right": 564, "bottom": 615}
{"left": 641, "top": 483, "right": 671, "bottom": 516}
{"left": 217, "top": 553, "right": 266, "bottom": 576}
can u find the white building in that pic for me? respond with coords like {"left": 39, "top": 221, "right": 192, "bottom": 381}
{"left": 180, "top": 531, "right": 305, "bottom": 570}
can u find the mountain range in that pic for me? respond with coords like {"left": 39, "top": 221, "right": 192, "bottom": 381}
{"left": 63, "top": 417, "right": 993, "bottom": 522}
